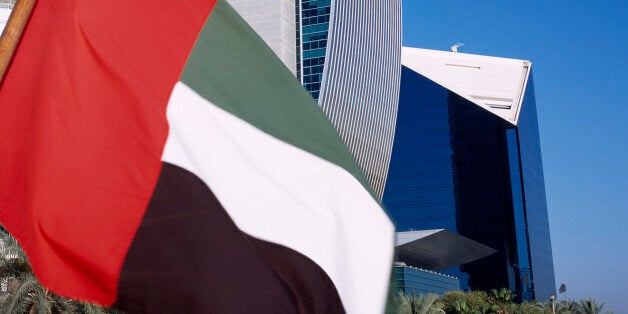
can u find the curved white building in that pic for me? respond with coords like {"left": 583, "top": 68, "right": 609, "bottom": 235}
{"left": 317, "top": 1, "right": 402, "bottom": 198}
{"left": 229, "top": 0, "right": 402, "bottom": 198}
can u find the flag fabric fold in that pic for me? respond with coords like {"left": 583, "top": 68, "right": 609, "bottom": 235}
{"left": 0, "top": 0, "right": 394, "bottom": 312}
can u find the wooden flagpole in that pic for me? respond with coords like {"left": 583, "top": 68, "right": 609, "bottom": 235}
{"left": 0, "top": 0, "right": 37, "bottom": 84}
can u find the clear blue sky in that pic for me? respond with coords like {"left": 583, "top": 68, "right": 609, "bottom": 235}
{"left": 402, "top": 1, "right": 628, "bottom": 312}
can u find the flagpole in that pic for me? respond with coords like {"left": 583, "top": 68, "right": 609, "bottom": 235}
{"left": 0, "top": 0, "right": 37, "bottom": 84}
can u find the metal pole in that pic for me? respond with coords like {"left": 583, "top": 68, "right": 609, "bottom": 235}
{"left": 550, "top": 294, "right": 556, "bottom": 314}
{"left": 0, "top": 0, "right": 37, "bottom": 84}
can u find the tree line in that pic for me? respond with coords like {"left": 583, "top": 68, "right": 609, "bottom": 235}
{"left": 0, "top": 226, "right": 614, "bottom": 313}
{"left": 0, "top": 227, "right": 120, "bottom": 313}
{"left": 390, "top": 288, "right": 613, "bottom": 314}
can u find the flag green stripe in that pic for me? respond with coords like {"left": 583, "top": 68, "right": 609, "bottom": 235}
{"left": 180, "top": 0, "right": 372, "bottom": 195}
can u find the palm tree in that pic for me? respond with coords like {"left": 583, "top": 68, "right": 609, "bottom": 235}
{"left": 0, "top": 229, "right": 78, "bottom": 314}
{"left": 410, "top": 294, "right": 438, "bottom": 314}
{"left": 0, "top": 227, "right": 32, "bottom": 299}
{"left": 0, "top": 227, "right": 121, "bottom": 314}
{"left": 0, "top": 227, "right": 31, "bottom": 278}
{"left": 394, "top": 292, "right": 413, "bottom": 314}
{"left": 577, "top": 297, "right": 606, "bottom": 314}
{"left": 393, "top": 292, "right": 439, "bottom": 314}
{"left": 451, "top": 299, "right": 471, "bottom": 314}
{"left": 489, "top": 288, "right": 516, "bottom": 304}
{"left": 76, "top": 302, "right": 125, "bottom": 314}
{"left": 555, "top": 299, "right": 579, "bottom": 314}
{"left": 488, "top": 288, "right": 516, "bottom": 313}
{"left": 516, "top": 301, "right": 548, "bottom": 314}
{"left": 0, "top": 273, "right": 76, "bottom": 313}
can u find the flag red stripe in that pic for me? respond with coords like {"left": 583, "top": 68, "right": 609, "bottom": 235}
{"left": 0, "top": 0, "right": 216, "bottom": 304}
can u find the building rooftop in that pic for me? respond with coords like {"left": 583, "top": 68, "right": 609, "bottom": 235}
{"left": 401, "top": 47, "right": 531, "bottom": 125}
{"left": 393, "top": 262, "right": 458, "bottom": 279}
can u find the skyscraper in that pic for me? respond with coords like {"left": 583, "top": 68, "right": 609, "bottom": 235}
{"left": 227, "top": 0, "right": 402, "bottom": 198}
{"left": 383, "top": 47, "right": 556, "bottom": 301}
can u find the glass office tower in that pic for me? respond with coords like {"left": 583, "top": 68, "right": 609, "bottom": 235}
{"left": 227, "top": 0, "right": 402, "bottom": 199}
{"left": 297, "top": 0, "right": 330, "bottom": 99}
{"left": 383, "top": 48, "right": 556, "bottom": 301}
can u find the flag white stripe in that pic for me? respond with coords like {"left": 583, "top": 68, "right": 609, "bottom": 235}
{"left": 161, "top": 82, "right": 394, "bottom": 313}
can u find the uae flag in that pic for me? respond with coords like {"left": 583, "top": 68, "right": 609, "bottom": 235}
{"left": 0, "top": 0, "right": 394, "bottom": 313}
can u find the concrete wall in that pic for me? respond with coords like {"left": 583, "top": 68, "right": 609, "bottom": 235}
{"left": 227, "top": 0, "right": 297, "bottom": 75}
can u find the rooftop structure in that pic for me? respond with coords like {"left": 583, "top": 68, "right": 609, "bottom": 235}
{"left": 402, "top": 47, "right": 531, "bottom": 124}
{"left": 395, "top": 230, "right": 496, "bottom": 271}
{"left": 392, "top": 230, "right": 495, "bottom": 297}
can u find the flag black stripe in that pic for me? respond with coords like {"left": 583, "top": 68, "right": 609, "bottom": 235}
{"left": 114, "top": 162, "right": 344, "bottom": 313}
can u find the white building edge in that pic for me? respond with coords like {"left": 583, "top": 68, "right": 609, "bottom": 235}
{"left": 0, "top": 3, "right": 13, "bottom": 34}
{"left": 401, "top": 47, "right": 531, "bottom": 126}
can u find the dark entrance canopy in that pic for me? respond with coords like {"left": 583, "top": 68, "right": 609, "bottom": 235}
{"left": 395, "top": 230, "right": 497, "bottom": 271}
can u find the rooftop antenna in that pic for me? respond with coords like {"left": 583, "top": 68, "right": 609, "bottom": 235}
{"left": 451, "top": 43, "right": 464, "bottom": 53}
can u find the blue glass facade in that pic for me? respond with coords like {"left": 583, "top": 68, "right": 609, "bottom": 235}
{"left": 516, "top": 75, "right": 556, "bottom": 300}
{"left": 383, "top": 66, "right": 555, "bottom": 301}
{"left": 392, "top": 264, "right": 460, "bottom": 296}
{"left": 298, "top": 0, "right": 331, "bottom": 100}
